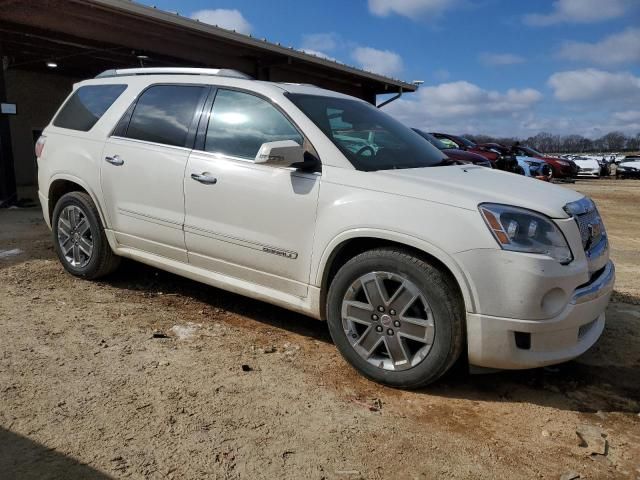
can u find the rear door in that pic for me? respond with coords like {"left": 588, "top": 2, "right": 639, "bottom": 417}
{"left": 101, "top": 84, "right": 209, "bottom": 262}
{"left": 183, "top": 88, "right": 321, "bottom": 297}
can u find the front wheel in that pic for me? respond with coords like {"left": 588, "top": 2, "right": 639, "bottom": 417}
{"left": 326, "top": 248, "right": 464, "bottom": 388}
{"left": 52, "top": 191, "right": 120, "bottom": 279}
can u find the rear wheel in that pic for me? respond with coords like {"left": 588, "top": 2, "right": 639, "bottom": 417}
{"left": 326, "top": 248, "right": 464, "bottom": 388}
{"left": 52, "top": 192, "right": 120, "bottom": 279}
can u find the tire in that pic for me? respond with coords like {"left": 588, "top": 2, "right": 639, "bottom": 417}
{"left": 326, "top": 248, "right": 464, "bottom": 389}
{"left": 51, "top": 191, "right": 120, "bottom": 279}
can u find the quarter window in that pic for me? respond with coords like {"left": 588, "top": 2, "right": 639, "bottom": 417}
{"left": 205, "top": 89, "right": 302, "bottom": 159}
{"left": 53, "top": 84, "right": 127, "bottom": 131}
{"left": 125, "top": 85, "right": 207, "bottom": 147}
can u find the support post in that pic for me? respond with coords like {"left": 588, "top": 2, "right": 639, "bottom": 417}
{"left": 0, "top": 57, "right": 17, "bottom": 206}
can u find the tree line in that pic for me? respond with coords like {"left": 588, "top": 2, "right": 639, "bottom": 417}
{"left": 463, "top": 131, "right": 640, "bottom": 154}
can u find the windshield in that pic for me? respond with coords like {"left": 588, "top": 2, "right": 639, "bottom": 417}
{"left": 412, "top": 129, "right": 449, "bottom": 150}
{"left": 522, "top": 146, "right": 543, "bottom": 156}
{"left": 286, "top": 93, "right": 447, "bottom": 171}
{"left": 457, "top": 136, "right": 476, "bottom": 148}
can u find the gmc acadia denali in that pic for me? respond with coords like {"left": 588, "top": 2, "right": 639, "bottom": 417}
{"left": 37, "top": 68, "right": 614, "bottom": 388}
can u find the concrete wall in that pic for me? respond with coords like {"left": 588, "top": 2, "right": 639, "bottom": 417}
{"left": 6, "top": 69, "right": 76, "bottom": 186}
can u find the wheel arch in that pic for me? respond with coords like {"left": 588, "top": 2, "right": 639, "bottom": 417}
{"left": 316, "top": 230, "right": 476, "bottom": 320}
{"left": 48, "top": 175, "right": 108, "bottom": 228}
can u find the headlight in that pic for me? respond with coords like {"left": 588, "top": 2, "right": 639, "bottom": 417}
{"left": 479, "top": 203, "right": 573, "bottom": 264}
{"left": 525, "top": 160, "right": 539, "bottom": 167}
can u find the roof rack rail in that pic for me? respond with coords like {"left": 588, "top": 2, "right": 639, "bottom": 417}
{"left": 95, "top": 67, "right": 253, "bottom": 80}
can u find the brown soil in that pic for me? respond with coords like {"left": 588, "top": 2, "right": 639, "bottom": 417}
{"left": 1, "top": 178, "right": 639, "bottom": 479}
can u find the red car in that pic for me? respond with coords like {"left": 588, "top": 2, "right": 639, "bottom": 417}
{"left": 413, "top": 129, "right": 492, "bottom": 167}
{"left": 510, "top": 146, "right": 578, "bottom": 179}
{"left": 430, "top": 132, "right": 500, "bottom": 162}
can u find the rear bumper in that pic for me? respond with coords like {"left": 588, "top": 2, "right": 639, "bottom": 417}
{"left": 38, "top": 190, "right": 51, "bottom": 229}
{"left": 467, "top": 261, "right": 614, "bottom": 369}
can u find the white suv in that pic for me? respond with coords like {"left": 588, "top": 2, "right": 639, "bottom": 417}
{"left": 37, "top": 68, "right": 614, "bottom": 388}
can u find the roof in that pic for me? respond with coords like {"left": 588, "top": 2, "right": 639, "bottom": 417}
{"left": 89, "top": 0, "right": 416, "bottom": 92}
{"left": 0, "top": 0, "right": 416, "bottom": 101}
{"left": 77, "top": 69, "right": 363, "bottom": 103}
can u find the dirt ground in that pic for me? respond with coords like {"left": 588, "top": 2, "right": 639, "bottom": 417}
{"left": 1, "top": 178, "right": 639, "bottom": 480}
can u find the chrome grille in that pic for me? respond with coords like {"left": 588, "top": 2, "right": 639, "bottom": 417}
{"left": 575, "top": 208, "right": 603, "bottom": 249}
{"left": 565, "top": 197, "right": 605, "bottom": 251}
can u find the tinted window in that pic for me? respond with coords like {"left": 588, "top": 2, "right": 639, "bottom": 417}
{"left": 287, "top": 93, "right": 445, "bottom": 171}
{"left": 125, "top": 85, "right": 207, "bottom": 147}
{"left": 413, "top": 129, "right": 448, "bottom": 150}
{"left": 53, "top": 84, "right": 127, "bottom": 131}
{"left": 435, "top": 137, "right": 459, "bottom": 149}
{"left": 205, "top": 89, "right": 302, "bottom": 159}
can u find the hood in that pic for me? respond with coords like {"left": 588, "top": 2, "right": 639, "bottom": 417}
{"left": 573, "top": 158, "right": 600, "bottom": 168}
{"left": 619, "top": 160, "right": 640, "bottom": 169}
{"left": 541, "top": 155, "right": 571, "bottom": 164}
{"left": 443, "top": 148, "right": 487, "bottom": 163}
{"left": 371, "top": 165, "right": 583, "bottom": 218}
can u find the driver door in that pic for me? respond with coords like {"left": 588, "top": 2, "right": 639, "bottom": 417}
{"left": 183, "top": 88, "right": 321, "bottom": 297}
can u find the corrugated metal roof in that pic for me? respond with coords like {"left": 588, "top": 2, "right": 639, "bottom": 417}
{"left": 87, "top": 0, "right": 417, "bottom": 93}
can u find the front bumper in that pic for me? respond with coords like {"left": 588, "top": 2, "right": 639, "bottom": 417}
{"left": 466, "top": 261, "right": 614, "bottom": 369}
{"left": 577, "top": 170, "right": 600, "bottom": 178}
{"left": 616, "top": 169, "right": 640, "bottom": 178}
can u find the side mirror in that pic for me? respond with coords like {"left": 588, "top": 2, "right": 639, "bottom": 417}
{"left": 254, "top": 140, "right": 305, "bottom": 167}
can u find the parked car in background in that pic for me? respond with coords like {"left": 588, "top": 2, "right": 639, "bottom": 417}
{"left": 572, "top": 156, "right": 601, "bottom": 178}
{"left": 511, "top": 146, "right": 578, "bottom": 179}
{"left": 430, "top": 132, "right": 500, "bottom": 163}
{"left": 616, "top": 157, "right": 640, "bottom": 178}
{"left": 37, "top": 67, "right": 614, "bottom": 388}
{"left": 412, "top": 129, "right": 492, "bottom": 167}
{"left": 514, "top": 156, "right": 552, "bottom": 181}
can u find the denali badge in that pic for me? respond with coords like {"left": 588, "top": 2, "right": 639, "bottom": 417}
{"left": 262, "top": 246, "right": 298, "bottom": 259}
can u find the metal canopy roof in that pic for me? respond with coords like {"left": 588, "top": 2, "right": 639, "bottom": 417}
{"left": 0, "top": 0, "right": 416, "bottom": 102}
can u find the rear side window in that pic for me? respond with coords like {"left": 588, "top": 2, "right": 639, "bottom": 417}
{"left": 205, "top": 89, "right": 302, "bottom": 159}
{"left": 124, "top": 85, "right": 207, "bottom": 147}
{"left": 53, "top": 84, "right": 127, "bottom": 131}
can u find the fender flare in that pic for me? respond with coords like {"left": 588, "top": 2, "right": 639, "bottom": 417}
{"left": 314, "top": 228, "right": 478, "bottom": 313}
{"left": 48, "top": 173, "right": 110, "bottom": 229}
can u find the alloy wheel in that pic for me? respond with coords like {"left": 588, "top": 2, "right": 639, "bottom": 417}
{"left": 341, "top": 271, "right": 435, "bottom": 371}
{"left": 57, "top": 205, "right": 94, "bottom": 268}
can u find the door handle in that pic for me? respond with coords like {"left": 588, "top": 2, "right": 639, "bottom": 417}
{"left": 191, "top": 172, "right": 218, "bottom": 185}
{"left": 105, "top": 155, "right": 124, "bottom": 166}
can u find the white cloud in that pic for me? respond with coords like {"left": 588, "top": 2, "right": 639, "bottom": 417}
{"left": 352, "top": 47, "right": 404, "bottom": 77}
{"left": 383, "top": 81, "right": 542, "bottom": 136}
{"left": 524, "top": 0, "right": 631, "bottom": 26}
{"left": 301, "top": 33, "right": 340, "bottom": 52}
{"left": 612, "top": 110, "right": 640, "bottom": 123}
{"left": 557, "top": 28, "right": 640, "bottom": 66}
{"left": 368, "top": 0, "right": 461, "bottom": 18}
{"left": 190, "top": 9, "right": 252, "bottom": 34}
{"left": 547, "top": 69, "right": 640, "bottom": 102}
{"left": 479, "top": 52, "right": 525, "bottom": 66}
{"left": 300, "top": 49, "right": 337, "bottom": 62}
{"left": 383, "top": 79, "right": 640, "bottom": 138}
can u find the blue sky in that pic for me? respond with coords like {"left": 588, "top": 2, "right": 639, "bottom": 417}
{"left": 140, "top": 0, "right": 639, "bottom": 138}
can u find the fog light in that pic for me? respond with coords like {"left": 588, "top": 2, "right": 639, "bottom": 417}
{"left": 541, "top": 288, "right": 568, "bottom": 317}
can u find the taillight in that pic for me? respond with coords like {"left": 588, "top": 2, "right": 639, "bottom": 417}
{"left": 35, "top": 135, "right": 46, "bottom": 158}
